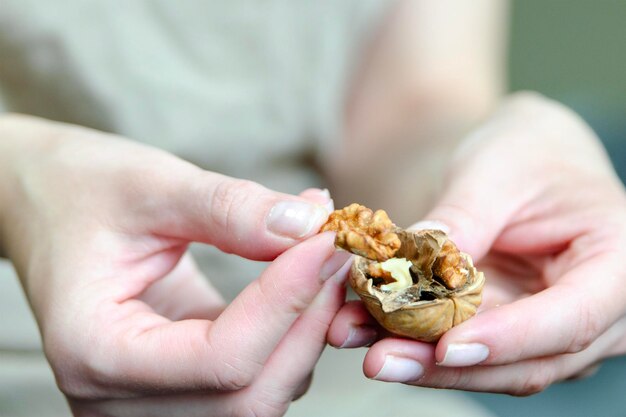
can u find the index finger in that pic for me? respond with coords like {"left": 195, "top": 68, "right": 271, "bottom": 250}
{"left": 206, "top": 232, "right": 352, "bottom": 385}
{"left": 436, "top": 250, "right": 626, "bottom": 367}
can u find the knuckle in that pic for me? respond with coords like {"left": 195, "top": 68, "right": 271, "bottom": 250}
{"left": 512, "top": 364, "right": 554, "bottom": 396}
{"left": 48, "top": 354, "right": 85, "bottom": 399}
{"left": 513, "top": 379, "right": 549, "bottom": 397}
{"left": 215, "top": 370, "right": 255, "bottom": 391}
{"left": 253, "top": 269, "right": 311, "bottom": 321}
{"left": 293, "top": 374, "right": 314, "bottom": 401}
{"left": 44, "top": 334, "right": 116, "bottom": 399}
{"left": 209, "top": 179, "right": 264, "bottom": 233}
{"left": 567, "top": 301, "right": 604, "bottom": 353}
{"left": 258, "top": 278, "right": 307, "bottom": 318}
{"left": 238, "top": 396, "right": 288, "bottom": 417}
{"left": 435, "top": 202, "right": 479, "bottom": 226}
{"left": 78, "top": 345, "right": 122, "bottom": 394}
{"left": 430, "top": 202, "right": 484, "bottom": 253}
{"left": 212, "top": 350, "right": 260, "bottom": 391}
{"left": 429, "top": 367, "right": 466, "bottom": 390}
{"left": 184, "top": 331, "right": 252, "bottom": 391}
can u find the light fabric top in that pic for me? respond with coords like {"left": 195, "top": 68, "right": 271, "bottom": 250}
{"left": 0, "top": 1, "right": 389, "bottom": 190}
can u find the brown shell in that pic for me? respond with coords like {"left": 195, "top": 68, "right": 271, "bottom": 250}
{"left": 349, "top": 230, "right": 485, "bottom": 342}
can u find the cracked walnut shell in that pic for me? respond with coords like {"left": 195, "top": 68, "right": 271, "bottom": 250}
{"left": 350, "top": 229, "right": 485, "bottom": 342}
{"left": 321, "top": 204, "right": 484, "bottom": 342}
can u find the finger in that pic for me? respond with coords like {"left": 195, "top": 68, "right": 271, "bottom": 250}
{"left": 151, "top": 171, "right": 332, "bottom": 261}
{"left": 60, "top": 233, "right": 348, "bottom": 398}
{"left": 327, "top": 301, "right": 379, "bottom": 348}
{"left": 138, "top": 186, "right": 334, "bottom": 321}
{"left": 435, "top": 251, "right": 626, "bottom": 368}
{"left": 138, "top": 252, "right": 226, "bottom": 321}
{"left": 364, "top": 338, "right": 551, "bottom": 395}
{"left": 205, "top": 232, "right": 352, "bottom": 388}
{"left": 250, "top": 263, "right": 350, "bottom": 405}
{"left": 414, "top": 97, "right": 560, "bottom": 260}
{"left": 298, "top": 188, "right": 334, "bottom": 212}
{"left": 566, "top": 363, "right": 601, "bottom": 381}
{"left": 419, "top": 177, "right": 520, "bottom": 261}
{"left": 363, "top": 320, "right": 624, "bottom": 395}
{"left": 292, "top": 373, "right": 314, "bottom": 401}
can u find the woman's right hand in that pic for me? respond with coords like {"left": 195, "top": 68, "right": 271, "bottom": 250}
{"left": 0, "top": 114, "right": 351, "bottom": 416}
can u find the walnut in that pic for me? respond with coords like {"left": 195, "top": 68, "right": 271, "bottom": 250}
{"left": 320, "top": 203, "right": 401, "bottom": 261}
{"left": 367, "top": 262, "right": 393, "bottom": 281}
{"left": 368, "top": 258, "right": 413, "bottom": 292}
{"left": 350, "top": 246, "right": 484, "bottom": 342}
{"left": 432, "top": 240, "right": 468, "bottom": 290}
{"left": 324, "top": 204, "right": 485, "bottom": 342}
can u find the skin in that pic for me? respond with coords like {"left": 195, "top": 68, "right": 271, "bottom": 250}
{"left": 328, "top": 92, "right": 626, "bottom": 395}
{"left": 0, "top": 114, "right": 353, "bottom": 416}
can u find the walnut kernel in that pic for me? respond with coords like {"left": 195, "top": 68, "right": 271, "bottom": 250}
{"left": 320, "top": 203, "right": 400, "bottom": 261}
{"left": 432, "top": 240, "right": 468, "bottom": 289}
{"left": 376, "top": 258, "right": 414, "bottom": 291}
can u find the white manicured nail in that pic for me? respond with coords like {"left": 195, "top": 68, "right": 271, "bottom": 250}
{"left": 267, "top": 201, "right": 328, "bottom": 239}
{"left": 439, "top": 343, "right": 489, "bottom": 367}
{"left": 373, "top": 355, "right": 424, "bottom": 382}
{"left": 407, "top": 220, "right": 450, "bottom": 234}
{"left": 319, "top": 188, "right": 335, "bottom": 213}
{"left": 339, "top": 325, "right": 378, "bottom": 348}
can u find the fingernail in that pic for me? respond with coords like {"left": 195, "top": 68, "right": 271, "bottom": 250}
{"left": 407, "top": 220, "right": 450, "bottom": 234}
{"left": 320, "top": 250, "right": 352, "bottom": 282}
{"left": 301, "top": 188, "right": 334, "bottom": 213}
{"left": 439, "top": 343, "right": 489, "bottom": 367}
{"left": 339, "top": 325, "right": 377, "bottom": 348}
{"left": 320, "top": 189, "right": 335, "bottom": 213}
{"left": 373, "top": 355, "right": 424, "bottom": 382}
{"left": 267, "top": 201, "right": 328, "bottom": 239}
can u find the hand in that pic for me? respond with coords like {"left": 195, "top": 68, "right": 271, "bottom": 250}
{"left": 0, "top": 115, "right": 352, "bottom": 416}
{"left": 328, "top": 92, "right": 626, "bottom": 395}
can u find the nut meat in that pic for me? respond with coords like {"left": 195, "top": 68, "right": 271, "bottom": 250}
{"left": 323, "top": 204, "right": 485, "bottom": 342}
{"left": 320, "top": 203, "right": 401, "bottom": 261}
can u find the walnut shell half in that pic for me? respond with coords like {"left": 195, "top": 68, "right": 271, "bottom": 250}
{"left": 349, "top": 229, "right": 485, "bottom": 342}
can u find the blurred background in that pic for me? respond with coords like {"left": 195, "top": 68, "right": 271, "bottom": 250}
{"left": 508, "top": 0, "right": 626, "bottom": 179}
{"left": 467, "top": 1, "right": 626, "bottom": 416}
{"left": 1, "top": 1, "right": 625, "bottom": 417}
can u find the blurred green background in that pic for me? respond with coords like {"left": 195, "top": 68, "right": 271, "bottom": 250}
{"left": 467, "top": 2, "right": 626, "bottom": 416}
{"left": 508, "top": 0, "right": 626, "bottom": 179}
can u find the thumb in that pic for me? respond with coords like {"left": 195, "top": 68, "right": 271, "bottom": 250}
{"left": 411, "top": 93, "right": 572, "bottom": 260}
{"left": 149, "top": 171, "right": 333, "bottom": 261}
{"left": 412, "top": 170, "right": 523, "bottom": 262}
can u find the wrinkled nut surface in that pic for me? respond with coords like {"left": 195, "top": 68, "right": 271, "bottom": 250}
{"left": 320, "top": 203, "right": 401, "bottom": 261}
{"left": 323, "top": 204, "right": 485, "bottom": 342}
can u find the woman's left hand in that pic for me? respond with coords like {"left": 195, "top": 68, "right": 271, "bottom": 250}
{"left": 328, "top": 92, "right": 626, "bottom": 395}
